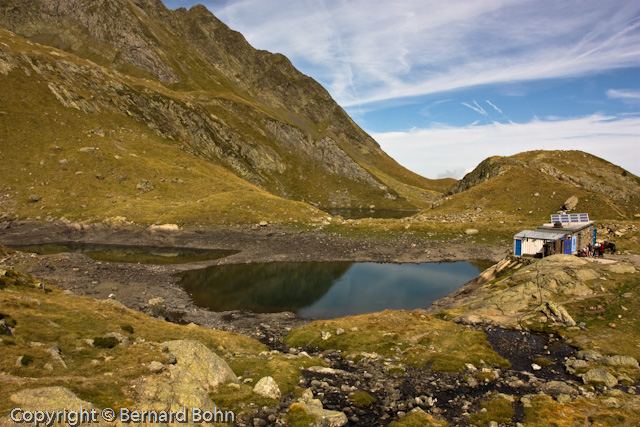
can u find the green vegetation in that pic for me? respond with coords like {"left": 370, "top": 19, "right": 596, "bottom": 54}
{"left": 285, "top": 311, "right": 509, "bottom": 372}
{"left": 286, "top": 404, "right": 318, "bottom": 427}
{"left": 532, "top": 356, "right": 553, "bottom": 367}
{"left": 388, "top": 410, "right": 449, "bottom": 427}
{"left": 120, "top": 324, "right": 134, "bottom": 334}
{"left": 18, "top": 354, "right": 34, "bottom": 366}
{"left": 92, "top": 336, "right": 119, "bottom": 349}
{"left": 350, "top": 391, "right": 376, "bottom": 408}
{"left": 470, "top": 394, "right": 515, "bottom": 426}
{"left": 225, "top": 353, "right": 325, "bottom": 399}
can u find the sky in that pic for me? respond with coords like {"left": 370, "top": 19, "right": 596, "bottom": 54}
{"left": 164, "top": 0, "right": 640, "bottom": 179}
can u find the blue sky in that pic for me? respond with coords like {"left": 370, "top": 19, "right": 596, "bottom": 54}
{"left": 164, "top": 0, "right": 640, "bottom": 179}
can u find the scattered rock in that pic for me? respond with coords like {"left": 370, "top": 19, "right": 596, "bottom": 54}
{"left": 582, "top": 368, "right": 618, "bottom": 388}
{"left": 562, "top": 196, "right": 578, "bottom": 211}
{"left": 603, "top": 355, "right": 639, "bottom": 368}
{"left": 46, "top": 344, "right": 67, "bottom": 369}
{"left": 541, "top": 301, "right": 576, "bottom": 326}
{"left": 148, "top": 224, "right": 180, "bottom": 232}
{"left": 253, "top": 376, "right": 281, "bottom": 399}
{"left": 464, "top": 229, "right": 479, "bottom": 235}
{"left": 542, "top": 381, "right": 577, "bottom": 397}
{"left": 105, "top": 332, "right": 130, "bottom": 346}
{"left": 295, "top": 389, "right": 348, "bottom": 427}
{"left": 304, "top": 366, "right": 350, "bottom": 377}
{"left": 148, "top": 361, "right": 164, "bottom": 373}
{"left": 136, "top": 179, "right": 154, "bottom": 192}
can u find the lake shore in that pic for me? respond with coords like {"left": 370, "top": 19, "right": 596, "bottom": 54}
{"left": 0, "top": 220, "right": 508, "bottom": 341}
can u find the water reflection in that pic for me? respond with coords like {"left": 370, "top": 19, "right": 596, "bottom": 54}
{"left": 10, "top": 243, "right": 236, "bottom": 265}
{"left": 179, "top": 261, "right": 482, "bottom": 319}
{"left": 178, "top": 262, "right": 351, "bottom": 313}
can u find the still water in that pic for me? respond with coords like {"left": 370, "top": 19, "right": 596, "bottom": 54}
{"left": 10, "top": 243, "right": 237, "bottom": 265}
{"left": 178, "top": 261, "right": 484, "bottom": 319}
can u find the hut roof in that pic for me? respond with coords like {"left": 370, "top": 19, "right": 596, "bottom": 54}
{"left": 514, "top": 230, "right": 567, "bottom": 240}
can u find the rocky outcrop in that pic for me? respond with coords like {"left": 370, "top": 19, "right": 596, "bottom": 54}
{"left": 445, "top": 156, "right": 515, "bottom": 195}
{"left": 132, "top": 340, "right": 237, "bottom": 418}
{"left": 133, "top": 365, "right": 220, "bottom": 415}
{"left": 161, "top": 339, "right": 238, "bottom": 390}
{"left": 429, "top": 254, "right": 639, "bottom": 327}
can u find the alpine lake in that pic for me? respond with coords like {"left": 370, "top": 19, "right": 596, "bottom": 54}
{"left": 11, "top": 243, "right": 490, "bottom": 319}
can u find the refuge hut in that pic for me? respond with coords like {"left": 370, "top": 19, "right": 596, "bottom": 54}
{"left": 514, "top": 213, "right": 596, "bottom": 257}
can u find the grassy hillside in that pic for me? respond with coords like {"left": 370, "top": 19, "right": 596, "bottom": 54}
{"left": 0, "top": 1, "right": 445, "bottom": 215}
{"left": 438, "top": 150, "right": 640, "bottom": 221}
{"left": 0, "top": 32, "right": 323, "bottom": 225}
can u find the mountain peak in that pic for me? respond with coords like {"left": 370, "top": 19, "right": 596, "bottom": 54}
{"left": 0, "top": 0, "right": 443, "bottom": 223}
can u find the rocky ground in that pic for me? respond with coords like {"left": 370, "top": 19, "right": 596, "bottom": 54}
{"left": 2, "top": 220, "right": 639, "bottom": 426}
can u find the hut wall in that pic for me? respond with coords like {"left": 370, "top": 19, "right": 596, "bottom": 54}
{"left": 521, "top": 237, "right": 545, "bottom": 255}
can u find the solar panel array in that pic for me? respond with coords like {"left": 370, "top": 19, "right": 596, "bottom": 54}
{"left": 550, "top": 213, "right": 590, "bottom": 224}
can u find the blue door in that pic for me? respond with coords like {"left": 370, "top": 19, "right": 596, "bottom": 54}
{"left": 564, "top": 238, "right": 572, "bottom": 254}
{"left": 515, "top": 239, "right": 522, "bottom": 256}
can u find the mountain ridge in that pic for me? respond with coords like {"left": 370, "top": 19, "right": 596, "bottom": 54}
{"left": 0, "top": 0, "right": 446, "bottom": 214}
{"left": 1, "top": 1, "right": 638, "bottom": 228}
{"left": 438, "top": 150, "right": 640, "bottom": 221}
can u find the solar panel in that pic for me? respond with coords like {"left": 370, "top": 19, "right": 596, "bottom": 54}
{"left": 550, "top": 213, "right": 590, "bottom": 224}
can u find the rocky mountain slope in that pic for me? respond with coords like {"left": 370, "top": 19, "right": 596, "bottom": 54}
{"left": 438, "top": 150, "right": 640, "bottom": 221}
{"left": 0, "top": 0, "right": 445, "bottom": 224}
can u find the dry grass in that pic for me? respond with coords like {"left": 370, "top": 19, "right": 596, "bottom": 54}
{"left": 285, "top": 310, "right": 509, "bottom": 372}
{"left": 524, "top": 394, "right": 640, "bottom": 427}
{"left": 0, "top": 269, "right": 264, "bottom": 413}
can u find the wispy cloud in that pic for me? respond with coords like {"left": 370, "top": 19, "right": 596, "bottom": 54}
{"left": 371, "top": 114, "right": 640, "bottom": 179}
{"left": 607, "top": 88, "right": 640, "bottom": 100}
{"left": 486, "top": 100, "right": 503, "bottom": 115}
{"left": 462, "top": 101, "right": 487, "bottom": 117}
{"left": 207, "top": 0, "right": 640, "bottom": 108}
